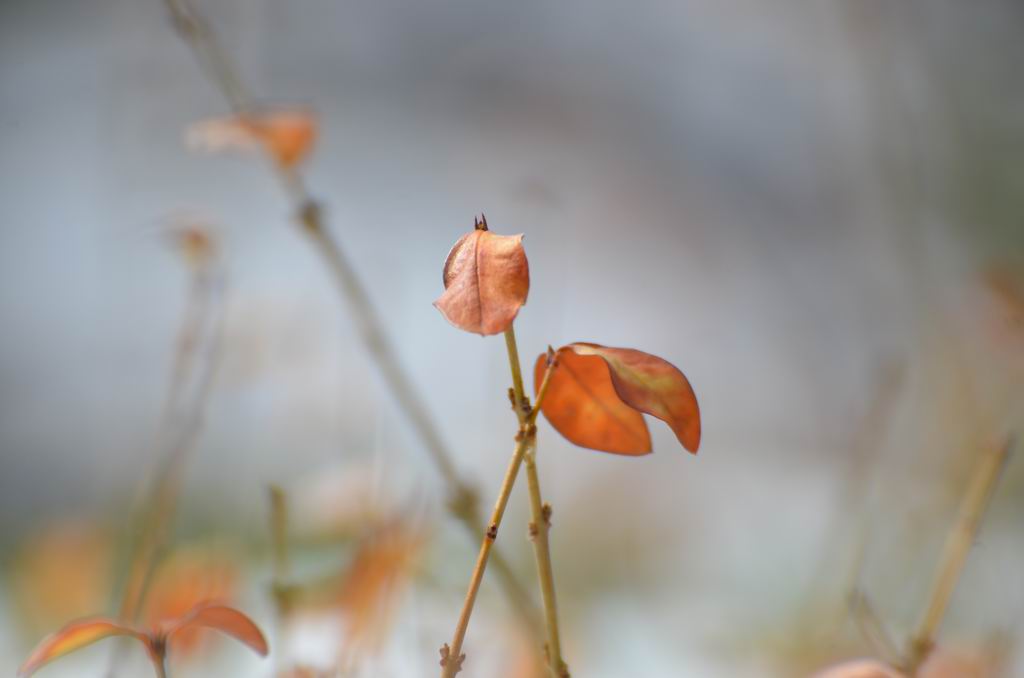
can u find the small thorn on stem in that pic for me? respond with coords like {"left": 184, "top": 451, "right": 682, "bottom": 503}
{"left": 541, "top": 503, "right": 553, "bottom": 527}
{"left": 528, "top": 521, "right": 538, "bottom": 539}
{"left": 474, "top": 214, "right": 488, "bottom": 231}
{"left": 440, "top": 643, "right": 466, "bottom": 673}
{"left": 486, "top": 523, "right": 498, "bottom": 541}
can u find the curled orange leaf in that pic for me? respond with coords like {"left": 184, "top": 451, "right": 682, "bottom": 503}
{"left": 535, "top": 343, "right": 701, "bottom": 455}
{"left": 166, "top": 602, "right": 269, "bottom": 657}
{"left": 187, "top": 109, "right": 317, "bottom": 169}
{"left": 19, "top": 618, "right": 145, "bottom": 677}
{"left": 434, "top": 218, "right": 529, "bottom": 336}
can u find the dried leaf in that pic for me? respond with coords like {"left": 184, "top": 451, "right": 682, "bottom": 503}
{"left": 536, "top": 343, "right": 701, "bottom": 455}
{"left": 142, "top": 545, "right": 238, "bottom": 655}
{"left": 167, "top": 603, "right": 269, "bottom": 657}
{"left": 434, "top": 223, "right": 529, "bottom": 336}
{"left": 534, "top": 346, "right": 651, "bottom": 455}
{"left": 187, "top": 109, "right": 317, "bottom": 169}
{"left": 19, "top": 618, "right": 144, "bottom": 677}
{"left": 336, "top": 518, "right": 428, "bottom": 662}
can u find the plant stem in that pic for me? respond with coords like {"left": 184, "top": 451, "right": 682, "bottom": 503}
{"left": 152, "top": 652, "right": 169, "bottom": 678}
{"left": 103, "top": 246, "right": 225, "bottom": 678}
{"left": 501, "top": 330, "right": 567, "bottom": 675}
{"left": 504, "top": 325, "right": 529, "bottom": 422}
{"left": 441, "top": 429, "right": 533, "bottom": 678}
{"left": 515, "top": 345, "right": 568, "bottom": 677}
{"left": 524, "top": 447, "right": 568, "bottom": 677}
{"left": 441, "top": 342, "right": 559, "bottom": 677}
{"left": 904, "top": 437, "right": 1013, "bottom": 674}
{"left": 161, "top": 0, "right": 538, "bottom": 632}
{"left": 269, "top": 485, "right": 290, "bottom": 582}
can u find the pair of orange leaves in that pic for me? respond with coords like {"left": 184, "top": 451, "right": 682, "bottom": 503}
{"left": 434, "top": 222, "right": 701, "bottom": 456}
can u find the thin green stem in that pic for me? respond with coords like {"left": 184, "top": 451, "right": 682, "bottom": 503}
{"left": 161, "top": 0, "right": 538, "bottom": 632}
{"left": 904, "top": 437, "right": 1013, "bottom": 674}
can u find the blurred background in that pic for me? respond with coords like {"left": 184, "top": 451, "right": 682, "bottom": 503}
{"left": 1, "top": 0, "right": 1022, "bottom": 676}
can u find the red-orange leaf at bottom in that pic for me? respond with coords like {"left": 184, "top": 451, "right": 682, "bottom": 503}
{"left": 164, "top": 602, "right": 269, "bottom": 657}
{"left": 18, "top": 619, "right": 145, "bottom": 677}
{"left": 19, "top": 602, "right": 268, "bottom": 677}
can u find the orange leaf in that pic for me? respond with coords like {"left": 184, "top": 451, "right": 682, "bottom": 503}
{"left": 536, "top": 343, "right": 701, "bottom": 455}
{"left": 534, "top": 347, "right": 651, "bottom": 455}
{"left": 434, "top": 219, "right": 529, "bottom": 336}
{"left": 186, "top": 109, "right": 317, "bottom": 169}
{"left": 166, "top": 603, "right": 269, "bottom": 657}
{"left": 336, "top": 518, "right": 427, "bottom": 659}
{"left": 19, "top": 618, "right": 145, "bottom": 676}
{"left": 142, "top": 545, "right": 238, "bottom": 656}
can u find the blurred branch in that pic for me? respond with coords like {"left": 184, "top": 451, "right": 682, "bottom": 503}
{"left": 114, "top": 237, "right": 226, "bottom": 622}
{"left": 848, "top": 589, "right": 901, "bottom": 667}
{"left": 904, "top": 436, "right": 1014, "bottom": 674}
{"left": 106, "top": 230, "right": 226, "bottom": 676}
{"left": 159, "top": 0, "right": 539, "bottom": 632}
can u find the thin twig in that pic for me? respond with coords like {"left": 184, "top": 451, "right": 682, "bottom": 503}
{"left": 269, "top": 485, "right": 290, "bottom": 584}
{"left": 104, "top": 245, "right": 225, "bottom": 678}
{"left": 848, "top": 589, "right": 901, "bottom": 667}
{"left": 903, "top": 437, "right": 1014, "bottom": 674}
{"left": 524, "top": 449, "right": 568, "bottom": 677}
{"left": 115, "top": 261, "right": 226, "bottom": 621}
{"left": 160, "top": 0, "right": 538, "bottom": 631}
{"left": 518, "top": 346, "right": 569, "bottom": 677}
{"left": 440, "top": 343, "right": 558, "bottom": 677}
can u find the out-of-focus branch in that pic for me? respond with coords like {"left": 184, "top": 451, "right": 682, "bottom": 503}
{"left": 104, "top": 230, "right": 226, "bottom": 677}
{"left": 159, "top": 0, "right": 538, "bottom": 631}
{"left": 904, "top": 437, "right": 1014, "bottom": 674}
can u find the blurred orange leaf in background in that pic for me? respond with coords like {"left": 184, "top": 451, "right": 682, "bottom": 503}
{"left": 18, "top": 619, "right": 143, "bottom": 677}
{"left": 10, "top": 520, "right": 113, "bottom": 637}
{"left": 335, "top": 518, "right": 428, "bottom": 662}
{"left": 535, "top": 343, "right": 701, "bottom": 455}
{"left": 160, "top": 603, "right": 269, "bottom": 657}
{"left": 142, "top": 544, "right": 239, "bottom": 656}
{"left": 18, "top": 602, "right": 267, "bottom": 677}
{"left": 434, "top": 219, "right": 529, "bottom": 336}
{"left": 187, "top": 109, "right": 317, "bottom": 169}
